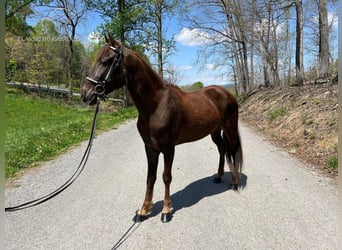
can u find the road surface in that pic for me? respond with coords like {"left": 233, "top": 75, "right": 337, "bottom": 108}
{"left": 5, "top": 120, "right": 338, "bottom": 249}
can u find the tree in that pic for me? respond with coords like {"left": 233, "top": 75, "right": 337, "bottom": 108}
{"left": 89, "top": 0, "right": 147, "bottom": 48}
{"left": 5, "top": 19, "right": 90, "bottom": 88}
{"left": 36, "top": 0, "right": 89, "bottom": 92}
{"left": 89, "top": 0, "right": 178, "bottom": 78}
{"left": 317, "top": 0, "right": 329, "bottom": 79}
{"left": 144, "top": 0, "right": 178, "bottom": 77}
{"left": 254, "top": 0, "right": 283, "bottom": 87}
{"left": 5, "top": 0, "right": 35, "bottom": 36}
{"left": 164, "top": 64, "right": 183, "bottom": 84}
{"left": 5, "top": 33, "right": 31, "bottom": 82}
{"left": 192, "top": 81, "right": 204, "bottom": 89}
{"left": 183, "top": 0, "right": 250, "bottom": 93}
{"left": 28, "top": 19, "right": 64, "bottom": 86}
{"left": 295, "top": 0, "right": 304, "bottom": 86}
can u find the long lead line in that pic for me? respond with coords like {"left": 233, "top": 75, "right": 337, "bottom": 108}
{"left": 5, "top": 101, "right": 100, "bottom": 212}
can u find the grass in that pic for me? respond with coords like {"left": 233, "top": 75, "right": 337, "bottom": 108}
{"left": 269, "top": 107, "right": 287, "bottom": 121}
{"left": 328, "top": 144, "right": 338, "bottom": 170}
{"left": 328, "top": 156, "right": 338, "bottom": 170}
{"left": 5, "top": 88, "right": 137, "bottom": 178}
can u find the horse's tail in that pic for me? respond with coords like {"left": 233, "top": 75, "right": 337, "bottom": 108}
{"left": 223, "top": 129, "right": 243, "bottom": 174}
{"left": 222, "top": 98, "right": 243, "bottom": 181}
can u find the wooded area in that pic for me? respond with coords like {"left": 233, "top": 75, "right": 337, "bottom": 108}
{"left": 5, "top": 0, "right": 338, "bottom": 95}
{"left": 183, "top": 0, "right": 337, "bottom": 93}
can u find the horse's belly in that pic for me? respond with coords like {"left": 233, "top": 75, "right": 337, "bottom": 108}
{"left": 176, "top": 97, "right": 221, "bottom": 144}
{"left": 177, "top": 118, "right": 219, "bottom": 144}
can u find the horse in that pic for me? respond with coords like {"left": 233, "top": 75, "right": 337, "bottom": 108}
{"left": 80, "top": 34, "right": 243, "bottom": 223}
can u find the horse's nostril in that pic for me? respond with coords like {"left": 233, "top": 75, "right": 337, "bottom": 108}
{"left": 80, "top": 92, "right": 88, "bottom": 103}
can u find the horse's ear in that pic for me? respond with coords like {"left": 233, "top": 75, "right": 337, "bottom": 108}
{"left": 108, "top": 34, "right": 121, "bottom": 47}
{"left": 104, "top": 34, "right": 109, "bottom": 43}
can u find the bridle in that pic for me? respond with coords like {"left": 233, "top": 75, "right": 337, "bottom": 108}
{"left": 86, "top": 45, "right": 124, "bottom": 100}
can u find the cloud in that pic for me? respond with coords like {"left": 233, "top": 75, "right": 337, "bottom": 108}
{"left": 328, "top": 11, "right": 338, "bottom": 29}
{"left": 204, "top": 63, "right": 215, "bottom": 70}
{"left": 175, "top": 27, "right": 211, "bottom": 46}
{"left": 177, "top": 65, "right": 193, "bottom": 71}
{"left": 88, "top": 32, "right": 100, "bottom": 43}
{"left": 310, "top": 11, "right": 338, "bottom": 30}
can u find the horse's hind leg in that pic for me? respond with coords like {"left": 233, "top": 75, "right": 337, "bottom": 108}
{"left": 211, "top": 129, "right": 226, "bottom": 183}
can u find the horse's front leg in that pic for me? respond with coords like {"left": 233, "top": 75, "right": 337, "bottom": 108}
{"left": 161, "top": 146, "right": 175, "bottom": 223}
{"left": 135, "top": 145, "right": 160, "bottom": 222}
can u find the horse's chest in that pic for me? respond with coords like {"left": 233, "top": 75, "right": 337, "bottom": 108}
{"left": 137, "top": 117, "right": 175, "bottom": 150}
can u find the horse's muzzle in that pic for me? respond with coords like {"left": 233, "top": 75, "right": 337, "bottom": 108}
{"left": 80, "top": 84, "right": 98, "bottom": 106}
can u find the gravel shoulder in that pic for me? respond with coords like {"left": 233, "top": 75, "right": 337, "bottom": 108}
{"left": 5, "top": 120, "right": 338, "bottom": 249}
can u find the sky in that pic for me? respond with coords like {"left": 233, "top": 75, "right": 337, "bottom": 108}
{"left": 76, "top": 12, "right": 230, "bottom": 86}
{"left": 28, "top": 3, "right": 338, "bottom": 87}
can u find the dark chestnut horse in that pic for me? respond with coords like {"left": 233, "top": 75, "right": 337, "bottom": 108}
{"left": 81, "top": 35, "right": 243, "bottom": 223}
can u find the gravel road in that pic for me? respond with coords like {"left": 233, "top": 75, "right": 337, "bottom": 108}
{"left": 5, "top": 120, "right": 338, "bottom": 249}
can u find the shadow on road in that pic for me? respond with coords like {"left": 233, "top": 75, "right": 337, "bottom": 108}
{"left": 150, "top": 172, "right": 248, "bottom": 218}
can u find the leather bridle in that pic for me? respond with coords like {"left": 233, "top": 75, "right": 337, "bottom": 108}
{"left": 86, "top": 45, "right": 124, "bottom": 100}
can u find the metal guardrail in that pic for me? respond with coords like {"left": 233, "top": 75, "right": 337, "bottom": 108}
{"left": 6, "top": 82, "right": 125, "bottom": 104}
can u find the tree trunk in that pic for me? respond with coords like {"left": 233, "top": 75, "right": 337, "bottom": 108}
{"left": 118, "top": 0, "right": 128, "bottom": 107}
{"left": 156, "top": 0, "right": 163, "bottom": 77}
{"left": 118, "top": 0, "right": 125, "bottom": 44}
{"left": 318, "top": 0, "right": 330, "bottom": 79}
{"left": 295, "top": 0, "right": 304, "bottom": 86}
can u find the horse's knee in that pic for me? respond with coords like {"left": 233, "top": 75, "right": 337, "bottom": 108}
{"left": 162, "top": 172, "right": 172, "bottom": 185}
{"left": 147, "top": 175, "right": 157, "bottom": 187}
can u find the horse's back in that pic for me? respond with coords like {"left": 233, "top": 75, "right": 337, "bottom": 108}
{"left": 168, "top": 85, "right": 237, "bottom": 144}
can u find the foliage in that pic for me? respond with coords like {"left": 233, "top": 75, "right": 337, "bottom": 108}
{"left": 192, "top": 81, "right": 204, "bottom": 89}
{"left": 5, "top": 19, "right": 90, "bottom": 89}
{"left": 88, "top": 0, "right": 178, "bottom": 74}
{"left": 180, "top": 81, "right": 204, "bottom": 92}
{"left": 88, "top": 0, "right": 147, "bottom": 46}
{"left": 5, "top": 0, "right": 35, "bottom": 36}
{"left": 5, "top": 88, "right": 138, "bottom": 178}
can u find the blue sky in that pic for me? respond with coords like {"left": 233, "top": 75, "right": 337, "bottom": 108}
{"left": 76, "top": 12, "right": 229, "bottom": 86}
{"left": 28, "top": 3, "right": 338, "bottom": 87}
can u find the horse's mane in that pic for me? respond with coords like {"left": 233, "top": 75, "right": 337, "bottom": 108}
{"left": 127, "top": 49, "right": 185, "bottom": 93}
{"left": 128, "top": 48, "right": 168, "bottom": 86}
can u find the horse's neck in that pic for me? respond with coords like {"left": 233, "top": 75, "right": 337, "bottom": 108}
{"left": 126, "top": 57, "right": 165, "bottom": 117}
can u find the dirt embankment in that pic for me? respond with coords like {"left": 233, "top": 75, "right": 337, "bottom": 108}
{"left": 239, "top": 84, "right": 338, "bottom": 177}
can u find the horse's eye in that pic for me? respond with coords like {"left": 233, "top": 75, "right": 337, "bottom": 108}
{"left": 101, "top": 56, "right": 113, "bottom": 64}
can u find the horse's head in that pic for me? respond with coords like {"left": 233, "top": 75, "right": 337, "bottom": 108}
{"left": 81, "top": 35, "right": 126, "bottom": 105}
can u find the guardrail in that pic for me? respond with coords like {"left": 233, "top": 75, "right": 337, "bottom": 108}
{"left": 6, "top": 82, "right": 125, "bottom": 104}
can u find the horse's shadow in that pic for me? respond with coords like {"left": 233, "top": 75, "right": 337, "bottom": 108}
{"left": 149, "top": 172, "right": 248, "bottom": 218}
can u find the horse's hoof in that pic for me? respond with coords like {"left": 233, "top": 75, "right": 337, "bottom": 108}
{"left": 213, "top": 177, "right": 222, "bottom": 183}
{"left": 231, "top": 184, "right": 239, "bottom": 191}
{"left": 133, "top": 211, "right": 148, "bottom": 222}
{"left": 161, "top": 212, "right": 172, "bottom": 223}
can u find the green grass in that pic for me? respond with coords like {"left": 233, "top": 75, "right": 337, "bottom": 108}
{"left": 328, "top": 144, "right": 338, "bottom": 170}
{"left": 5, "top": 89, "right": 137, "bottom": 178}
{"left": 328, "top": 156, "right": 338, "bottom": 170}
{"left": 269, "top": 107, "right": 287, "bottom": 121}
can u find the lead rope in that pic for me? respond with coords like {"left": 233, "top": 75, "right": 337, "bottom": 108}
{"left": 111, "top": 221, "right": 140, "bottom": 250}
{"left": 5, "top": 101, "right": 101, "bottom": 212}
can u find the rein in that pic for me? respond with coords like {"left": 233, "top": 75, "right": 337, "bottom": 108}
{"left": 5, "top": 99, "right": 101, "bottom": 212}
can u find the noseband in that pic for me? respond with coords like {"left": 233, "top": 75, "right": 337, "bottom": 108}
{"left": 86, "top": 45, "right": 124, "bottom": 100}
